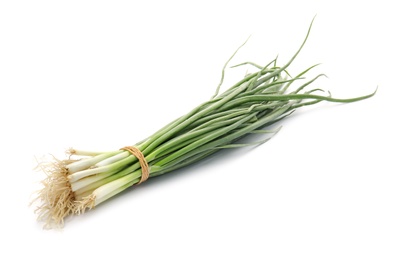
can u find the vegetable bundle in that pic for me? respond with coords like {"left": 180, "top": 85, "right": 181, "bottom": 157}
{"left": 34, "top": 19, "right": 375, "bottom": 228}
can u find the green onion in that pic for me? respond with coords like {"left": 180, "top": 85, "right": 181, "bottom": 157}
{"left": 33, "top": 18, "right": 376, "bottom": 228}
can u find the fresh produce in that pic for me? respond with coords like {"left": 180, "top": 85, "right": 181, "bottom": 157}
{"left": 33, "top": 19, "right": 376, "bottom": 228}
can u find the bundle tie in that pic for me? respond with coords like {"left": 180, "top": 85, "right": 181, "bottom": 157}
{"left": 120, "top": 146, "right": 149, "bottom": 185}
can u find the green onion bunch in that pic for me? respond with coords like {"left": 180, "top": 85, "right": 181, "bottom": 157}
{"left": 34, "top": 19, "right": 375, "bottom": 228}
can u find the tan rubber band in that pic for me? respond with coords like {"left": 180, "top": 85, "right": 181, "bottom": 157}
{"left": 120, "top": 146, "right": 149, "bottom": 185}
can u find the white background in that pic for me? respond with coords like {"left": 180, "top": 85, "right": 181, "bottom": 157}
{"left": 1, "top": 1, "right": 397, "bottom": 259}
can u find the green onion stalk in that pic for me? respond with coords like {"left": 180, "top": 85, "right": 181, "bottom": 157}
{"left": 34, "top": 18, "right": 376, "bottom": 228}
